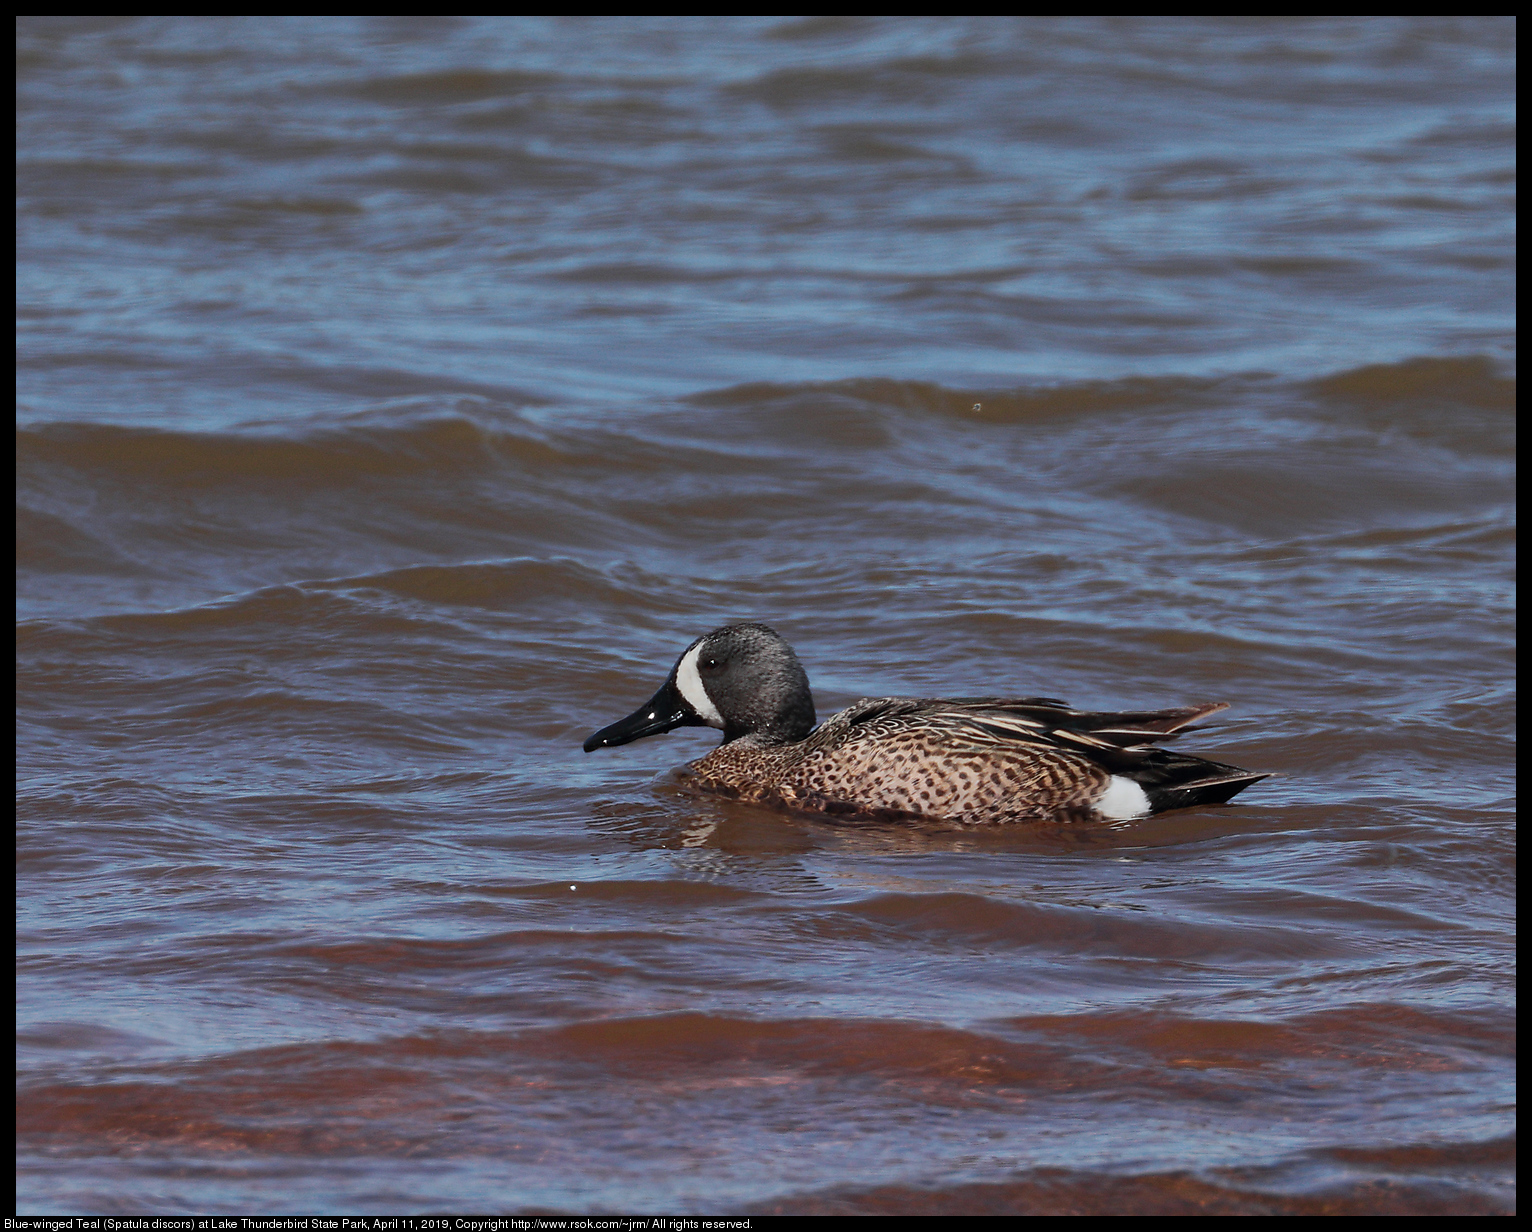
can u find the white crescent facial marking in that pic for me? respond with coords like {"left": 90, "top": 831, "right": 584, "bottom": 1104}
{"left": 675, "top": 642, "right": 724, "bottom": 728}
{"left": 1096, "top": 776, "right": 1151, "bottom": 821}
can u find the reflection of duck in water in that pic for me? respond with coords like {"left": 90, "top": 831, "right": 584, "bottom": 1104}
{"left": 584, "top": 623, "right": 1269, "bottom": 825}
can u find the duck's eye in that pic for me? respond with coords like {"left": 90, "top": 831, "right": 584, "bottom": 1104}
{"left": 702, "top": 657, "right": 719, "bottom": 671}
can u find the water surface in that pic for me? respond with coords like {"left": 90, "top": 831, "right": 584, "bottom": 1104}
{"left": 16, "top": 16, "right": 1515, "bottom": 1215}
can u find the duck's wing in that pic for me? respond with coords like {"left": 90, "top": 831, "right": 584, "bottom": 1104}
{"left": 938, "top": 698, "right": 1229, "bottom": 754}
{"left": 818, "top": 697, "right": 1270, "bottom": 814}
{"left": 947, "top": 698, "right": 1271, "bottom": 807}
{"left": 824, "top": 696, "right": 1226, "bottom": 758}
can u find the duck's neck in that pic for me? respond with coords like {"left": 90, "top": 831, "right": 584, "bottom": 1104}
{"left": 724, "top": 705, "right": 815, "bottom": 747}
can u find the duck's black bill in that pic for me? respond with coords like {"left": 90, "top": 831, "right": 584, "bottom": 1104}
{"left": 583, "top": 678, "right": 706, "bottom": 752}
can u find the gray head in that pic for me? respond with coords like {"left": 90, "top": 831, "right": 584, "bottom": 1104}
{"left": 583, "top": 623, "right": 816, "bottom": 752}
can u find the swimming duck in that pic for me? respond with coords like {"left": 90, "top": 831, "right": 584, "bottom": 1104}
{"left": 583, "top": 623, "right": 1269, "bottom": 825}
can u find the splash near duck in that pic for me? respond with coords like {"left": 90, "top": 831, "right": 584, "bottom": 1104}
{"left": 584, "top": 623, "right": 1269, "bottom": 825}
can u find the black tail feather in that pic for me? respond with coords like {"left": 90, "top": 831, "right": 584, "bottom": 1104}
{"left": 1141, "top": 767, "right": 1272, "bottom": 813}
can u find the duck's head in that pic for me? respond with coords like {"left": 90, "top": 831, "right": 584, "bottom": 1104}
{"left": 583, "top": 622, "right": 816, "bottom": 752}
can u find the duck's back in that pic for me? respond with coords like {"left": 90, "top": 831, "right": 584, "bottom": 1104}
{"left": 685, "top": 695, "right": 1265, "bottom": 825}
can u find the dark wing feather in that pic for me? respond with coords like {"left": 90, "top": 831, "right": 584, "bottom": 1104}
{"left": 944, "top": 699, "right": 1230, "bottom": 756}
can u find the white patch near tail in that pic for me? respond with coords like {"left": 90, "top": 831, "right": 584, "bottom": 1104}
{"left": 1096, "top": 775, "right": 1151, "bottom": 820}
{"left": 675, "top": 642, "right": 725, "bottom": 728}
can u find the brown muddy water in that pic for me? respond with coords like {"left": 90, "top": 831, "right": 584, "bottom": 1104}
{"left": 16, "top": 17, "right": 1515, "bottom": 1216}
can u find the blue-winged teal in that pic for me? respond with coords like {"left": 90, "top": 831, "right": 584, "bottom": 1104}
{"left": 583, "top": 623, "right": 1269, "bottom": 825}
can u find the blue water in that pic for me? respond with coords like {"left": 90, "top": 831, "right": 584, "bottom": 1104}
{"left": 17, "top": 16, "right": 1515, "bottom": 1216}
